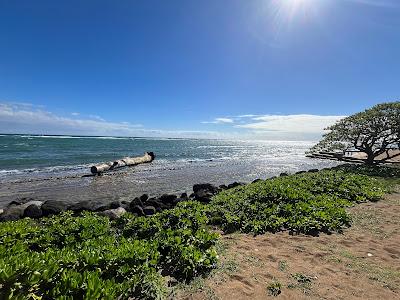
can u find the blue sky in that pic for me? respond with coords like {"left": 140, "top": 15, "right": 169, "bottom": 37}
{"left": 0, "top": 0, "right": 399, "bottom": 139}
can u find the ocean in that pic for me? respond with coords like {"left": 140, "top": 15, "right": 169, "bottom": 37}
{"left": 0, "top": 134, "right": 340, "bottom": 208}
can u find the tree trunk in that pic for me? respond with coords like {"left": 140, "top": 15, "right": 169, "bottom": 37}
{"left": 90, "top": 152, "right": 155, "bottom": 174}
{"left": 365, "top": 152, "right": 375, "bottom": 165}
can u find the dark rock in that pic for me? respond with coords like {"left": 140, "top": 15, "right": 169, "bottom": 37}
{"left": 23, "top": 204, "right": 42, "bottom": 218}
{"left": 0, "top": 206, "right": 24, "bottom": 221}
{"left": 227, "top": 182, "right": 244, "bottom": 189}
{"left": 308, "top": 168, "right": 319, "bottom": 173}
{"left": 295, "top": 171, "right": 306, "bottom": 175}
{"left": 193, "top": 190, "right": 213, "bottom": 203}
{"left": 173, "top": 198, "right": 185, "bottom": 205}
{"left": 130, "top": 197, "right": 144, "bottom": 209}
{"left": 131, "top": 205, "right": 144, "bottom": 216}
{"left": 110, "top": 201, "right": 122, "bottom": 209}
{"left": 279, "top": 172, "right": 289, "bottom": 177}
{"left": 146, "top": 198, "right": 163, "bottom": 209}
{"left": 189, "top": 193, "right": 195, "bottom": 199}
{"left": 98, "top": 207, "right": 126, "bottom": 220}
{"left": 252, "top": 178, "right": 262, "bottom": 183}
{"left": 219, "top": 184, "right": 228, "bottom": 190}
{"left": 1, "top": 200, "right": 43, "bottom": 221}
{"left": 140, "top": 194, "right": 149, "bottom": 202}
{"left": 159, "top": 194, "right": 177, "bottom": 204}
{"left": 193, "top": 183, "right": 219, "bottom": 194}
{"left": 143, "top": 206, "right": 156, "bottom": 216}
{"left": 69, "top": 200, "right": 110, "bottom": 213}
{"left": 41, "top": 200, "right": 69, "bottom": 216}
{"left": 180, "top": 192, "right": 188, "bottom": 199}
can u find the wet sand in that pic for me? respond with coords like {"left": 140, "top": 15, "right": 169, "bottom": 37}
{"left": 0, "top": 159, "right": 341, "bottom": 209}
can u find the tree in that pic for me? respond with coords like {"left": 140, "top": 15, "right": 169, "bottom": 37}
{"left": 310, "top": 102, "right": 400, "bottom": 165}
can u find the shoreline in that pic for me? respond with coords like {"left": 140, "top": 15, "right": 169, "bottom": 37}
{"left": 0, "top": 158, "right": 342, "bottom": 210}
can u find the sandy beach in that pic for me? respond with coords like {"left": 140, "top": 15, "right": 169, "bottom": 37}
{"left": 176, "top": 188, "right": 400, "bottom": 300}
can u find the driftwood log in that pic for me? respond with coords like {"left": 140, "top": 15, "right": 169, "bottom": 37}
{"left": 90, "top": 152, "right": 155, "bottom": 174}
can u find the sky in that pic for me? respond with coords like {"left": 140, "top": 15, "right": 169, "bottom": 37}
{"left": 0, "top": 0, "right": 399, "bottom": 140}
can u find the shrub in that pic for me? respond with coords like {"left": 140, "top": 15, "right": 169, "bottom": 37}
{"left": 0, "top": 204, "right": 218, "bottom": 299}
{"left": 209, "top": 170, "right": 385, "bottom": 234}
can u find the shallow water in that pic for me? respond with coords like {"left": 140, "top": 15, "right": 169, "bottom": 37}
{"left": 0, "top": 135, "right": 340, "bottom": 208}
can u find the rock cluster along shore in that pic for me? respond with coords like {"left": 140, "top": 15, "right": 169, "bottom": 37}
{"left": 0, "top": 169, "right": 322, "bottom": 222}
{"left": 0, "top": 181, "right": 246, "bottom": 222}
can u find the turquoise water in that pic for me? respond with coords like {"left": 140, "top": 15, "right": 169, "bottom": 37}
{"left": 0, "top": 134, "right": 337, "bottom": 180}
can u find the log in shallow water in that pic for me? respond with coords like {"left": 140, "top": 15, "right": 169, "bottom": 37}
{"left": 90, "top": 152, "right": 155, "bottom": 174}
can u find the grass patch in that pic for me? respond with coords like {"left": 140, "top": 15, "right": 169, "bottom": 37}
{"left": 267, "top": 281, "right": 282, "bottom": 296}
{"left": 278, "top": 260, "right": 288, "bottom": 272}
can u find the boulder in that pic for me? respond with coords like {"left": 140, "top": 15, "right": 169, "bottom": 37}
{"left": 98, "top": 207, "right": 126, "bottom": 220}
{"left": 145, "top": 198, "right": 163, "bottom": 209}
{"left": 219, "top": 184, "right": 228, "bottom": 190}
{"left": 139, "top": 194, "right": 149, "bottom": 202}
{"left": 131, "top": 205, "right": 144, "bottom": 216}
{"left": 41, "top": 200, "right": 69, "bottom": 216}
{"left": 193, "top": 190, "right": 213, "bottom": 203}
{"left": 1, "top": 200, "right": 43, "bottom": 221}
{"left": 143, "top": 206, "right": 156, "bottom": 216}
{"left": 279, "top": 172, "right": 289, "bottom": 177}
{"left": 173, "top": 198, "right": 185, "bottom": 205}
{"left": 0, "top": 206, "right": 24, "bottom": 221}
{"left": 295, "top": 171, "right": 306, "bottom": 175}
{"left": 69, "top": 200, "right": 110, "bottom": 212}
{"left": 180, "top": 192, "right": 188, "bottom": 199}
{"left": 159, "top": 194, "right": 177, "bottom": 204}
{"left": 227, "top": 182, "right": 244, "bottom": 189}
{"left": 23, "top": 204, "right": 43, "bottom": 219}
{"left": 110, "top": 200, "right": 122, "bottom": 209}
{"left": 193, "top": 183, "right": 219, "bottom": 194}
{"left": 130, "top": 197, "right": 144, "bottom": 209}
{"left": 308, "top": 169, "right": 319, "bottom": 173}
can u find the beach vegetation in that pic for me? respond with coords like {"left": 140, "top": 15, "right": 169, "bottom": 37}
{"left": 310, "top": 102, "right": 400, "bottom": 164}
{"left": 0, "top": 202, "right": 218, "bottom": 299}
{"left": 209, "top": 170, "right": 385, "bottom": 235}
{"left": 267, "top": 281, "right": 282, "bottom": 296}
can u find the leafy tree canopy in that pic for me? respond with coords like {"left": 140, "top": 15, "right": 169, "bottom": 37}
{"left": 310, "top": 102, "right": 400, "bottom": 164}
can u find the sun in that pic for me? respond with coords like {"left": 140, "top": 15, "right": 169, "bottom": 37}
{"left": 267, "top": 0, "right": 317, "bottom": 28}
{"left": 281, "top": 0, "right": 314, "bottom": 15}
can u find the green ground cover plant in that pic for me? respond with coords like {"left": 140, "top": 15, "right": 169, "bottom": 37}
{"left": 209, "top": 170, "right": 386, "bottom": 235}
{"left": 0, "top": 202, "right": 218, "bottom": 299}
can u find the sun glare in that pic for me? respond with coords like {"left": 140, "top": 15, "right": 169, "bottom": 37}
{"left": 261, "top": 0, "right": 319, "bottom": 37}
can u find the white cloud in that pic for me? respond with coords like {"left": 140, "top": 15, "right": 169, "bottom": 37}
{"left": 236, "top": 114, "right": 259, "bottom": 118}
{"left": 0, "top": 102, "right": 232, "bottom": 139}
{"left": 71, "top": 112, "right": 80, "bottom": 116}
{"left": 202, "top": 117, "right": 234, "bottom": 124}
{"left": 0, "top": 102, "right": 346, "bottom": 141}
{"left": 88, "top": 114, "right": 106, "bottom": 122}
{"left": 236, "top": 114, "right": 345, "bottom": 133}
{"left": 200, "top": 113, "right": 346, "bottom": 140}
